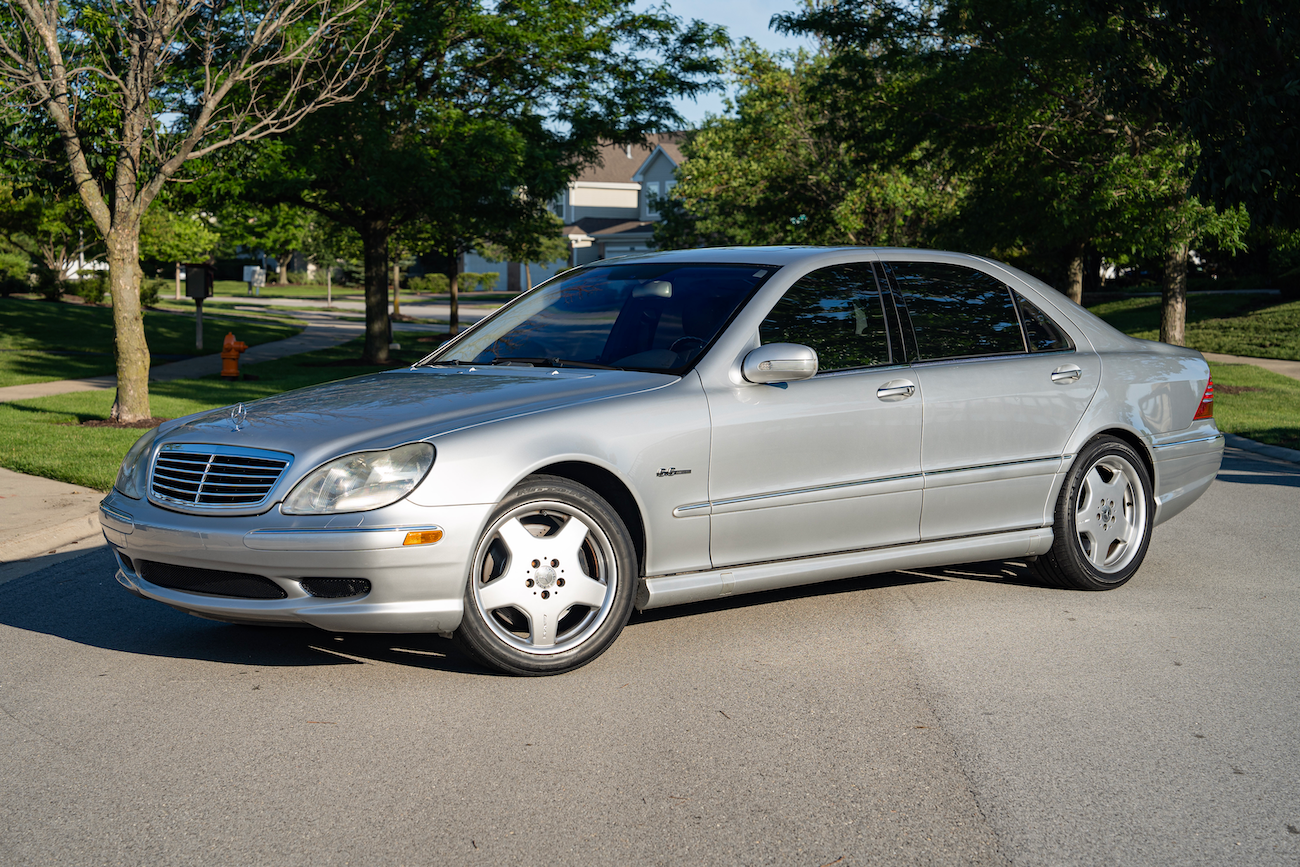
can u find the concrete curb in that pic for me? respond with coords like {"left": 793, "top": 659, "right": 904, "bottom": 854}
{"left": 1223, "top": 432, "right": 1300, "bottom": 466}
{"left": 2, "top": 511, "right": 103, "bottom": 565}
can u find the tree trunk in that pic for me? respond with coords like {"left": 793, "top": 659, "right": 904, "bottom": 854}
{"left": 1065, "top": 241, "right": 1085, "bottom": 305}
{"left": 361, "top": 218, "right": 391, "bottom": 364}
{"left": 1160, "top": 240, "right": 1190, "bottom": 346}
{"left": 175, "top": 263, "right": 182, "bottom": 301}
{"left": 278, "top": 256, "right": 288, "bottom": 285}
{"left": 105, "top": 228, "right": 152, "bottom": 423}
{"left": 392, "top": 259, "right": 401, "bottom": 317}
{"left": 446, "top": 256, "right": 460, "bottom": 336}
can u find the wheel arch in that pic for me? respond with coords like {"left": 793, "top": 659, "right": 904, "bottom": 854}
{"left": 529, "top": 461, "right": 647, "bottom": 575}
{"left": 1086, "top": 427, "right": 1156, "bottom": 486}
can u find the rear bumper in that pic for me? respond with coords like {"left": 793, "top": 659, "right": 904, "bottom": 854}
{"left": 1150, "top": 429, "right": 1224, "bottom": 526}
{"left": 99, "top": 491, "right": 493, "bottom": 633}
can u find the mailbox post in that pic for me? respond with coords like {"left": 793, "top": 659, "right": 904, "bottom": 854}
{"left": 185, "top": 263, "right": 215, "bottom": 350}
{"left": 242, "top": 265, "right": 266, "bottom": 297}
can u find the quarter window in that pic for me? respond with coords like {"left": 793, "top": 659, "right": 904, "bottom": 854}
{"left": 1016, "top": 292, "right": 1073, "bottom": 352}
{"left": 759, "top": 264, "right": 892, "bottom": 371}
{"left": 887, "top": 262, "right": 1025, "bottom": 360}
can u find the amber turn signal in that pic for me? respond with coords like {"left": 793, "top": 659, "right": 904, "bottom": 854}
{"left": 403, "top": 529, "right": 444, "bottom": 546}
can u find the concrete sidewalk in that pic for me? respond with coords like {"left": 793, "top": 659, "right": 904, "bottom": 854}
{"left": 1202, "top": 351, "right": 1300, "bottom": 380}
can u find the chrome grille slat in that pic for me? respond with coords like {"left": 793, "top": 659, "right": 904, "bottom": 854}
{"left": 150, "top": 445, "right": 291, "bottom": 508}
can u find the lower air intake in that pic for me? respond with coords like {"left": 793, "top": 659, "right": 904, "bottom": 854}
{"left": 300, "top": 578, "right": 372, "bottom": 599}
{"left": 138, "top": 561, "right": 288, "bottom": 600}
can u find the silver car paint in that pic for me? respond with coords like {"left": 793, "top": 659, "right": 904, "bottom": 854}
{"left": 102, "top": 245, "right": 1223, "bottom": 630}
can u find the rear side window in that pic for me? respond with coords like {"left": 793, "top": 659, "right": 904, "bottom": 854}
{"left": 887, "top": 262, "right": 1025, "bottom": 360}
{"left": 760, "top": 264, "right": 893, "bottom": 371}
{"left": 1016, "top": 292, "right": 1073, "bottom": 352}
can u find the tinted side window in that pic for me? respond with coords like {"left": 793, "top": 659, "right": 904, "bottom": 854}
{"left": 888, "top": 262, "right": 1025, "bottom": 360}
{"left": 759, "top": 264, "right": 892, "bottom": 371}
{"left": 1015, "top": 292, "right": 1073, "bottom": 352}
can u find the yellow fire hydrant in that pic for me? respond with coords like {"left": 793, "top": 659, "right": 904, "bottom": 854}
{"left": 221, "top": 332, "right": 248, "bottom": 379}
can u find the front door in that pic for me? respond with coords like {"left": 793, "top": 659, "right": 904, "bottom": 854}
{"left": 704, "top": 263, "right": 925, "bottom": 568}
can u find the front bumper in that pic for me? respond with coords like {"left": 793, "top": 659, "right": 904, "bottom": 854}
{"left": 99, "top": 491, "right": 493, "bottom": 633}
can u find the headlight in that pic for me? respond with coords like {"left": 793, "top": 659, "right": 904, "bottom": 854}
{"left": 114, "top": 428, "right": 159, "bottom": 500}
{"left": 282, "top": 443, "right": 435, "bottom": 515}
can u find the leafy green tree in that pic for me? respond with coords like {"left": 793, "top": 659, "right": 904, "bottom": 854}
{"left": 656, "top": 42, "right": 954, "bottom": 252}
{"left": 1085, "top": 0, "right": 1300, "bottom": 230}
{"left": 251, "top": 0, "right": 726, "bottom": 361}
{"left": 0, "top": 0, "right": 386, "bottom": 421}
{"left": 777, "top": 0, "right": 1247, "bottom": 343}
{"left": 0, "top": 181, "right": 99, "bottom": 299}
{"left": 139, "top": 207, "right": 221, "bottom": 300}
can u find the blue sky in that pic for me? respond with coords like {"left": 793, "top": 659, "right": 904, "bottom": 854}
{"left": 635, "top": 0, "right": 814, "bottom": 126}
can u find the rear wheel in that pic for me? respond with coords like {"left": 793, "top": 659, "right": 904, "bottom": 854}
{"left": 454, "top": 475, "right": 637, "bottom": 675}
{"left": 1034, "top": 436, "right": 1153, "bottom": 591}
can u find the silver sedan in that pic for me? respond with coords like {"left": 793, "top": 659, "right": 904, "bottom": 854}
{"left": 100, "top": 247, "right": 1224, "bottom": 674}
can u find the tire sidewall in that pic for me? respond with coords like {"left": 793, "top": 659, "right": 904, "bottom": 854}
{"left": 1054, "top": 437, "right": 1154, "bottom": 590}
{"left": 455, "top": 476, "right": 638, "bottom": 675}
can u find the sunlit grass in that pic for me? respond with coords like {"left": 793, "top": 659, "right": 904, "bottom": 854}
{"left": 1207, "top": 362, "right": 1300, "bottom": 452}
{"left": 0, "top": 332, "right": 440, "bottom": 490}
{"left": 0, "top": 296, "right": 302, "bottom": 387}
{"left": 1087, "top": 294, "right": 1300, "bottom": 361}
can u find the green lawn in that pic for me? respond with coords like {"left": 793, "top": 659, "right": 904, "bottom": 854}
{"left": 1087, "top": 293, "right": 1300, "bottom": 360}
{"left": 0, "top": 297, "right": 302, "bottom": 387}
{"left": 0, "top": 331, "right": 442, "bottom": 491}
{"left": 1207, "top": 362, "right": 1300, "bottom": 452}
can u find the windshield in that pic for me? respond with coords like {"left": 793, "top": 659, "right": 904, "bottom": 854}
{"left": 426, "top": 262, "right": 775, "bottom": 373}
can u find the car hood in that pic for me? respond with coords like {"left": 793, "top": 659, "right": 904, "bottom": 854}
{"left": 160, "top": 366, "right": 677, "bottom": 461}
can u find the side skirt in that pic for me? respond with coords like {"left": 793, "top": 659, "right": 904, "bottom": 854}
{"left": 637, "top": 527, "right": 1054, "bottom": 610}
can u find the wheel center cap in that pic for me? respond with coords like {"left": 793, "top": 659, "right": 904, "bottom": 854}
{"left": 1101, "top": 503, "right": 1113, "bottom": 522}
{"left": 534, "top": 565, "right": 557, "bottom": 588}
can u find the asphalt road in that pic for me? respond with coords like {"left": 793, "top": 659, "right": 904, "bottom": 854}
{"left": 2, "top": 446, "right": 1297, "bottom": 866}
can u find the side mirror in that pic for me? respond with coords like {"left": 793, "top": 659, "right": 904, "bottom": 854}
{"left": 742, "top": 343, "right": 818, "bottom": 384}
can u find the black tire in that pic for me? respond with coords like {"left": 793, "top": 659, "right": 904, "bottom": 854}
{"left": 454, "top": 475, "right": 638, "bottom": 675}
{"left": 1034, "top": 436, "right": 1154, "bottom": 591}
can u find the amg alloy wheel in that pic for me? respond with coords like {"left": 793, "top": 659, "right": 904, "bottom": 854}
{"left": 455, "top": 476, "right": 637, "bottom": 675}
{"left": 1035, "top": 436, "right": 1154, "bottom": 591}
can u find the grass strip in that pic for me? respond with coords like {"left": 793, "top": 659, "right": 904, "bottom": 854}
{"left": 1207, "top": 362, "right": 1300, "bottom": 452}
{"left": 0, "top": 332, "right": 441, "bottom": 491}
{"left": 1087, "top": 294, "right": 1300, "bottom": 361}
{"left": 0, "top": 297, "right": 302, "bottom": 387}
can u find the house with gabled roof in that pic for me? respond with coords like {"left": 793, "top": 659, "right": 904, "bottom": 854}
{"left": 463, "top": 133, "right": 685, "bottom": 290}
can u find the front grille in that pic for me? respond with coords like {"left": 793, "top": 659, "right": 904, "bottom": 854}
{"left": 300, "top": 578, "right": 372, "bottom": 599}
{"left": 138, "top": 561, "right": 288, "bottom": 599}
{"left": 151, "top": 446, "right": 290, "bottom": 507}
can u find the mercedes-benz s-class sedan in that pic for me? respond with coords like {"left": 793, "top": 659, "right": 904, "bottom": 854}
{"left": 100, "top": 247, "right": 1223, "bottom": 674}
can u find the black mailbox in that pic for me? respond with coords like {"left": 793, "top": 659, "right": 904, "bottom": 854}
{"left": 185, "top": 263, "right": 214, "bottom": 299}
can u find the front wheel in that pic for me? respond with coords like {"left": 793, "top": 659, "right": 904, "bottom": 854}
{"left": 1034, "top": 436, "right": 1154, "bottom": 591}
{"left": 454, "top": 475, "right": 638, "bottom": 675}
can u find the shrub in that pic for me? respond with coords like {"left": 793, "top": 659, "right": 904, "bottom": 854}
{"left": 462, "top": 272, "right": 500, "bottom": 292}
{"left": 75, "top": 275, "right": 107, "bottom": 305}
{"left": 408, "top": 273, "right": 449, "bottom": 294}
{"left": 140, "top": 277, "right": 164, "bottom": 307}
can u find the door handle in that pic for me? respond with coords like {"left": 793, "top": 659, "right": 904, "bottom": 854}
{"left": 877, "top": 379, "right": 916, "bottom": 401}
{"left": 1051, "top": 364, "right": 1082, "bottom": 383}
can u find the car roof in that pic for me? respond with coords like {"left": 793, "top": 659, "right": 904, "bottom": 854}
{"left": 597, "top": 245, "right": 991, "bottom": 269}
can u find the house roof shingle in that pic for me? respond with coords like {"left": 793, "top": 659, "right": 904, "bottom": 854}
{"left": 574, "top": 133, "right": 684, "bottom": 184}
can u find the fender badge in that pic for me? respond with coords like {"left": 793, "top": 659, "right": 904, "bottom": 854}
{"left": 657, "top": 467, "right": 692, "bottom": 477}
{"left": 230, "top": 402, "right": 247, "bottom": 431}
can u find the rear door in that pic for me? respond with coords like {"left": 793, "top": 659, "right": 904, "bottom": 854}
{"left": 880, "top": 258, "right": 1099, "bottom": 540}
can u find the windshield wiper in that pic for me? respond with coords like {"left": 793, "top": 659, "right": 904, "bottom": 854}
{"left": 488, "top": 357, "right": 623, "bottom": 371}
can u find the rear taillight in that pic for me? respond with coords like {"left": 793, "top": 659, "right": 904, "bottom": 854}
{"left": 1193, "top": 375, "right": 1214, "bottom": 420}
